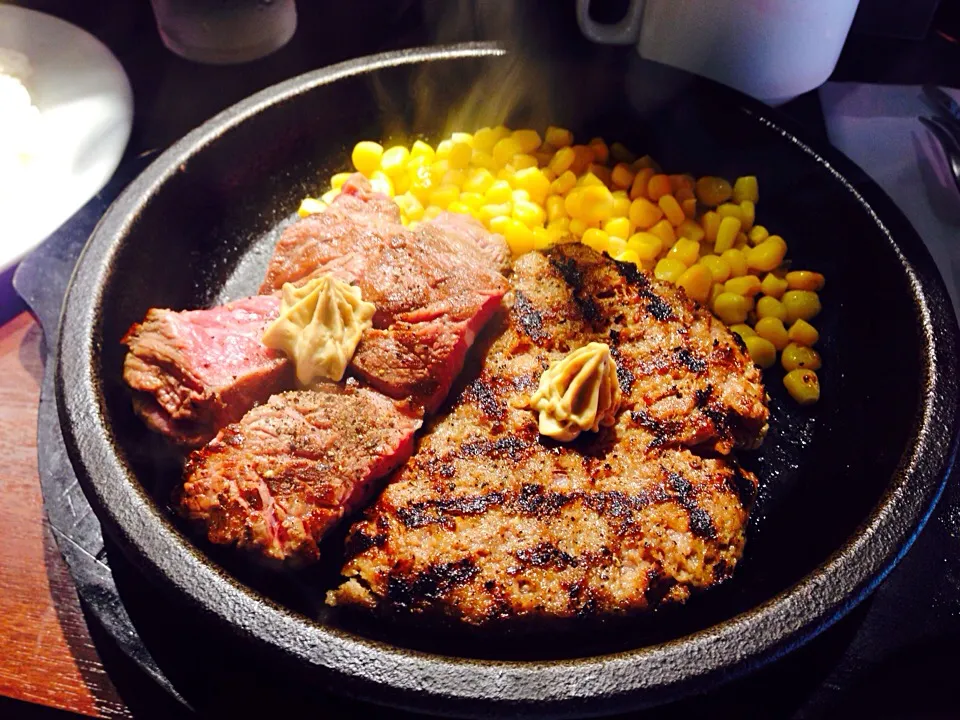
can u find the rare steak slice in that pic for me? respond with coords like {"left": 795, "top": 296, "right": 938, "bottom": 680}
{"left": 179, "top": 383, "right": 422, "bottom": 563}
{"left": 122, "top": 294, "right": 292, "bottom": 448}
{"left": 260, "top": 174, "right": 509, "bottom": 412}
{"left": 329, "top": 244, "right": 768, "bottom": 624}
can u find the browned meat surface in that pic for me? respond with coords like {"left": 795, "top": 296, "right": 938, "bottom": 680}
{"left": 122, "top": 295, "right": 292, "bottom": 448}
{"left": 260, "top": 175, "right": 510, "bottom": 412}
{"left": 179, "top": 382, "right": 422, "bottom": 563}
{"left": 330, "top": 244, "right": 768, "bottom": 624}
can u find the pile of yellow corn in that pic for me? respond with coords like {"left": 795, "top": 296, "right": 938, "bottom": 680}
{"left": 300, "top": 127, "right": 824, "bottom": 405}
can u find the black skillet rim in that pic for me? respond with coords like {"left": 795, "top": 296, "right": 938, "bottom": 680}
{"left": 56, "top": 43, "right": 960, "bottom": 716}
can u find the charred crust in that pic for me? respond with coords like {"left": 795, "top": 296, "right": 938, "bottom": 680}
{"left": 514, "top": 542, "right": 578, "bottom": 570}
{"left": 612, "top": 258, "right": 650, "bottom": 287}
{"left": 512, "top": 290, "right": 548, "bottom": 343}
{"left": 459, "top": 434, "right": 533, "bottom": 462}
{"left": 645, "top": 566, "right": 677, "bottom": 606}
{"left": 639, "top": 289, "right": 676, "bottom": 321}
{"left": 397, "top": 492, "right": 507, "bottom": 529}
{"left": 549, "top": 254, "right": 603, "bottom": 325}
{"left": 344, "top": 529, "right": 387, "bottom": 559}
{"left": 694, "top": 384, "right": 714, "bottom": 408}
{"left": 386, "top": 559, "right": 479, "bottom": 608}
{"left": 609, "top": 342, "right": 635, "bottom": 394}
{"left": 668, "top": 471, "right": 717, "bottom": 539}
{"left": 674, "top": 347, "right": 707, "bottom": 374}
{"left": 725, "top": 462, "right": 757, "bottom": 508}
{"left": 463, "top": 378, "right": 505, "bottom": 421}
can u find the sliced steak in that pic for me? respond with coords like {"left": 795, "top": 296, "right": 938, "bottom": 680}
{"left": 122, "top": 295, "right": 292, "bottom": 448}
{"left": 260, "top": 174, "right": 510, "bottom": 412}
{"left": 179, "top": 383, "right": 422, "bottom": 563}
{"left": 330, "top": 244, "right": 768, "bottom": 624}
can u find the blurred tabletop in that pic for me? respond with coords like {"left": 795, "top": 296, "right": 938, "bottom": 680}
{"left": 2, "top": 1, "right": 960, "bottom": 717}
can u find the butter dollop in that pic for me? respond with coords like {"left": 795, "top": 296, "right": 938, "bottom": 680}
{"left": 529, "top": 342, "right": 623, "bottom": 441}
{"left": 262, "top": 275, "right": 376, "bottom": 385}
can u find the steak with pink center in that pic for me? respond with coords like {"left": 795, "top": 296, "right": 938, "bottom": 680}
{"left": 122, "top": 294, "right": 291, "bottom": 448}
{"left": 179, "top": 383, "right": 422, "bottom": 563}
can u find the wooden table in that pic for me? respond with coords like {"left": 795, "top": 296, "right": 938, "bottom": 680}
{"left": 0, "top": 310, "right": 129, "bottom": 717}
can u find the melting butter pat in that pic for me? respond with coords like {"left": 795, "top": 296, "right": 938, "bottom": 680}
{"left": 530, "top": 342, "right": 622, "bottom": 441}
{"left": 262, "top": 275, "right": 376, "bottom": 385}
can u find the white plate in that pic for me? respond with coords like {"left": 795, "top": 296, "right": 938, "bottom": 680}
{"left": 0, "top": 6, "right": 133, "bottom": 272}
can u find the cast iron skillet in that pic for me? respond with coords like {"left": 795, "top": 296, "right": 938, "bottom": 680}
{"left": 57, "top": 44, "right": 960, "bottom": 717}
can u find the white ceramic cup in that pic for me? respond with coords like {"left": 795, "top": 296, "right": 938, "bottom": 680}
{"left": 576, "top": 0, "right": 860, "bottom": 105}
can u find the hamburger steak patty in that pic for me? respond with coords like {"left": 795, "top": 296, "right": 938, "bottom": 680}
{"left": 179, "top": 383, "right": 422, "bottom": 563}
{"left": 261, "top": 175, "right": 510, "bottom": 412}
{"left": 330, "top": 244, "right": 768, "bottom": 623}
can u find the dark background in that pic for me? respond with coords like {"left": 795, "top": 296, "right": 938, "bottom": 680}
{"left": 6, "top": 0, "right": 960, "bottom": 718}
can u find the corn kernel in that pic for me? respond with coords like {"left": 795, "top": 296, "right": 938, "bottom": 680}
{"left": 330, "top": 172, "right": 352, "bottom": 190}
{"left": 471, "top": 149, "right": 495, "bottom": 170}
{"left": 696, "top": 176, "right": 733, "bottom": 206}
{"left": 369, "top": 171, "right": 394, "bottom": 196}
{"left": 460, "top": 191, "right": 484, "bottom": 210}
{"left": 410, "top": 139, "right": 435, "bottom": 161}
{"left": 754, "top": 317, "right": 789, "bottom": 350}
{"left": 612, "top": 192, "right": 632, "bottom": 218}
{"left": 504, "top": 218, "right": 536, "bottom": 255}
{"left": 670, "top": 174, "right": 695, "bottom": 193}
{"left": 606, "top": 236, "right": 629, "bottom": 256}
{"left": 786, "top": 271, "right": 826, "bottom": 291}
{"left": 430, "top": 159, "right": 450, "bottom": 182}
{"left": 611, "top": 163, "right": 636, "bottom": 190}
{"left": 744, "top": 335, "right": 777, "bottom": 369}
{"left": 532, "top": 227, "right": 553, "bottom": 250}
{"left": 394, "top": 192, "right": 423, "bottom": 221}
{"left": 629, "top": 167, "right": 655, "bottom": 200}
{"left": 717, "top": 203, "right": 742, "bottom": 223}
{"left": 352, "top": 141, "right": 384, "bottom": 176}
{"left": 739, "top": 200, "right": 755, "bottom": 230}
{"left": 545, "top": 126, "right": 574, "bottom": 148}
{"left": 513, "top": 199, "right": 546, "bottom": 228}
{"left": 735, "top": 232, "right": 749, "bottom": 249}
{"left": 724, "top": 275, "right": 761, "bottom": 297}
{"left": 761, "top": 272, "right": 789, "bottom": 298}
{"left": 570, "top": 145, "right": 595, "bottom": 175}
{"left": 298, "top": 198, "right": 326, "bottom": 217}
{"left": 478, "top": 202, "right": 512, "bottom": 224}
{"left": 463, "top": 168, "right": 495, "bottom": 194}
{"left": 581, "top": 228, "right": 610, "bottom": 252}
{"left": 782, "top": 290, "right": 822, "bottom": 323}
{"left": 485, "top": 179, "right": 513, "bottom": 204}
{"left": 512, "top": 129, "right": 542, "bottom": 154}
{"left": 381, "top": 146, "right": 410, "bottom": 176}
{"left": 746, "top": 235, "right": 787, "bottom": 272}
{"left": 748, "top": 225, "right": 769, "bottom": 245}
{"left": 488, "top": 215, "right": 511, "bottom": 234}
{"left": 632, "top": 154, "right": 659, "bottom": 171}
{"left": 715, "top": 216, "right": 742, "bottom": 253}
{"left": 548, "top": 146, "right": 575, "bottom": 175}
{"left": 578, "top": 185, "right": 615, "bottom": 224}
{"left": 588, "top": 164, "right": 612, "bottom": 186}
{"left": 564, "top": 188, "right": 583, "bottom": 218}
{"left": 578, "top": 172, "right": 605, "bottom": 188}
{"left": 659, "top": 194, "right": 685, "bottom": 226}
{"left": 783, "top": 369, "right": 820, "bottom": 405}
{"left": 546, "top": 195, "right": 567, "bottom": 222}
{"left": 782, "top": 343, "right": 822, "bottom": 371}
{"left": 550, "top": 170, "right": 577, "bottom": 196}
{"left": 492, "top": 137, "right": 523, "bottom": 167}
{"left": 648, "top": 173, "right": 672, "bottom": 201}
{"left": 655, "top": 257, "right": 687, "bottom": 283}
{"left": 628, "top": 232, "right": 664, "bottom": 261}
{"left": 604, "top": 216, "right": 631, "bottom": 239}
{"left": 709, "top": 283, "right": 725, "bottom": 306}
{"left": 629, "top": 197, "right": 664, "bottom": 230}
{"left": 702, "top": 211, "right": 721, "bottom": 243}
{"left": 513, "top": 167, "right": 550, "bottom": 204}
{"left": 729, "top": 323, "right": 756, "bottom": 339}
{"left": 677, "top": 220, "right": 705, "bottom": 243}
{"left": 447, "top": 142, "right": 472, "bottom": 170}
{"left": 471, "top": 127, "right": 497, "bottom": 153}
{"left": 733, "top": 175, "right": 759, "bottom": 204}
{"left": 435, "top": 139, "right": 454, "bottom": 159}
{"left": 755, "top": 295, "right": 787, "bottom": 321}
{"left": 429, "top": 184, "right": 459, "bottom": 209}
{"left": 442, "top": 169, "right": 467, "bottom": 188}
{"left": 547, "top": 217, "right": 571, "bottom": 240}
{"left": 700, "top": 255, "right": 731, "bottom": 283}
{"left": 668, "top": 237, "right": 701, "bottom": 267}
{"left": 512, "top": 189, "right": 531, "bottom": 204}
{"left": 677, "top": 264, "right": 713, "bottom": 303}
{"left": 643, "top": 219, "right": 672, "bottom": 246}
{"left": 713, "top": 292, "right": 752, "bottom": 324}
{"left": 588, "top": 138, "right": 609, "bottom": 164}
{"left": 721, "top": 248, "right": 748, "bottom": 278}
{"left": 512, "top": 154, "right": 538, "bottom": 170}
{"left": 569, "top": 218, "right": 588, "bottom": 238}
{"left": 788, "top": 319, "right": 820, "bottom": 346}
{"left": 447, "top": 201, "right": 471, "bottom": 215}
{"left": 681, "top": 197, "right": 697, "bottom": 219}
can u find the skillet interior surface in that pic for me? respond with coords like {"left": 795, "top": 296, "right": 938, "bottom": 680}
{"left": 57, "top": 45, "right": 960, "bottom": 716}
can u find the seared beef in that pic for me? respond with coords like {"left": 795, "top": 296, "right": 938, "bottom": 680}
{"left": 122, "top": 295, "right": 292, "bottom": 448}
{"left": 261, "top": 175, "right": 510, "bottom": 412}
{"left": 179, "top": 383, "right": 422, "bottom": 563}
{"left": 330, "top": 244, "right": 768, "bottom": 624}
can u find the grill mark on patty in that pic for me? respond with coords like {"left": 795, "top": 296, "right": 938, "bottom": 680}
{"left": 397, "top": 492, "right": 507, "bottom": 528}
{"left": 674, "top": 347, "right": 707, "bottom": 374}
{"left": 514, "top": 542, "right": 578, "bottom": 571}
{"left": 549, "top": 255, "right": 603, "bottom": 325}
{"left": 694, "top": 384, "right": 714, "bottom": 408}
{"left": 725, "top": 461, "right": 757, "bottom": 507}
{"left": 668, "top": 471, "right": 717, "bottom": 539}
{"left": 344, "top": 529, "right": 387, "bottom": 559}
{"left": 459, "top": 434, "right": 533, "bottom": 462}
{"left": 512, "top": 290, "right": 548, "bottom": 343}
{"left": 639, "top": 289, "right": 676, "bottom": 322}
{"left": 631, "top": 409, "right": 682, "bottom": 448}
{"left": 463, "top": 378, "right": 505, "bottom": 420}
{"left": 387, "top": 559, "right": 479, "bottom": 607}
{"left": 608, "top": 331, "right": 635, "bottom": 394}
{"left": 613, "top": 258, "right": 650, "bottom": 288}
